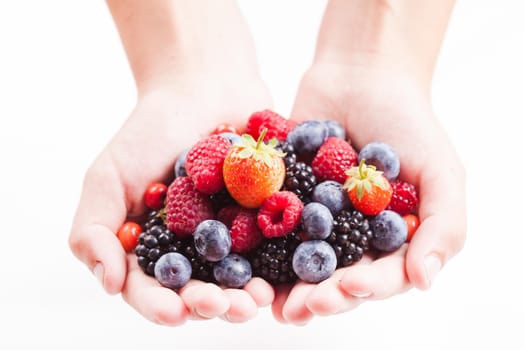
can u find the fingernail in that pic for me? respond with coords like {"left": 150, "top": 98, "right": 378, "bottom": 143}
{"left": 195, "top": 309, "right": 214, "bottom": 319}
{"left": 93, "top": 263, "right": 104, "bottom": 287}
{"left": 424, "top": 254, "right": 442, "bottom": 287}
{"left": 350, "top": 291, "right": 372, "bottom": 298}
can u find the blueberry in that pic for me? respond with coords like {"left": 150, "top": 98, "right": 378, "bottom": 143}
{"left": 219, "top": 132, "right": 242, "bottom": 145}
{"left": 358, "top": 142, "right": 400, "bottom": 181}
{"left": 154, "top": 252, "right": 192, "bottom": 290}
{"left": 324, "top": 120, "right": 346, "bottom": 139}
{"left": 370, "top": 210, "right": 407, "bottom": 252}
{"left": 301, "top": 202, "right": 333, "bottom": 240}
{"left": 286, "top": 120, "right": 329, "bottom": 155}
{"left": 311, "top": 181, "right": 351, "bottom": 215}
{"left": 292, "top": 240, "right": 337, "bottom": 283}
{"left": 213, "top": 254, "right": 252, "bottom": 288}
{"left": 194, "top": 220, "right": 232, "bottom": 262}
{"left": 174, "top": 148, "right": 189, "bottom": 178}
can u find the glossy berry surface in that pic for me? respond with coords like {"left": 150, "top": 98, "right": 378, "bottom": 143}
{"left": 143, "top": 182, "right": 168, "bottom": 210}
{"left": 117, "top": 221, "right": 142, "bottom": 252}
{"left": 311, "top": 180, "right": 350, "bottom": 215}
{"left": 213, "top": 254, "right": 252, "bottom": 288}
{"left": 324, "top": 120, "right": 346, "bottom": 139}
{"left": 301, "top": 202, "right": 333, "bottom": 240}
{"left": 194, "top": 220, "right": 232, "bottom": 262}
{"left": 245, "top": 109, "right": 295, "bottom": 141}
{"left": 370, "top": 210, "right": 408, "bottom": 252}
{"left": 174, "top": 148, "right": 189, "bottom": 178}
{"left": 403, "top": 214, "right": 420, "bottom": 241}
{"left": 286, "top": 120, "right": 329, "bottom": 155}
{"left": 154, "top": 252, "right": 192, "bottom": 290}
{"left": 358, "top": 142, "right": 400, "bottom": 181}
{"left": 292, "top": 240, "right": 337, "bottom": 283}
{"left": 283, "top": 162, "right": 317, "bottom": 202}
{"left": 219, "top": 132, "right": 242, "bottom": 145}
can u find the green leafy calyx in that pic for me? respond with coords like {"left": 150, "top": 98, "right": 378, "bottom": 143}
{"left": 343, "top": 159, "right": 388, "bottom": 200}
{"left": 235, "top": 128, "right": 285, "bottom": 167}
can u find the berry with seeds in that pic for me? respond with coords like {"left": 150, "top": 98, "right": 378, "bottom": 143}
{"left": 210, "top": 188, "right": 236, "bottom": 213}
{"left": 292, "top": 240, "right": 337, "bottom": 283}
{"left": 223, "top": 130, "right": 286, "bottom": 208}
{"left": 283, "top": 162, "right": 317, "bottom": 202}
{"left": 154, "top": 252, "right": 192, "bottom": 290}
{"left": 344, "top": 160, "right": 393, "bottom": 216}
{"left": 257, "top": 191, "right": 303, "bottom": 238}
{"left": 212, "top": 123, "right": 238, "bottom": 135}
{"left": 143, "top": 182, "right": 168, "bottom": 210}
{"left": 245, "top": 109, "right": 295, "bottom": 142}
{"left": 286, "top": 120, "right": 329, "bottom": 155}
{"left": 403, "top": 214, "right": 420, "bottom": 242}
{"left": 213, "top": 254, "right": 252, "bottom": 288}
{"left": 370, "top": 210, "right": 408, "bottom": 252}
{"left": 117, "top": 221, "right": 142, "bottom": 252}
{"left": 387, "top": 180, "right": 419, "bottom": 215}
{"left": 174, "top": 148, "right": 189, "bottom": 178}
{"left": 311, "top": 180, "right": 351, "bottom": 215}
{"left": 301, "top": 202, "right": 333, "bottom": 240}
{"left": 326, "top": 210, "right": 373, "bottom": 267}
{"left": 218, "top": 205, "right": 263, "bottom": 254}
{"left": 312, "top": 137, "right": 358, "bottom": 184}
{"left": 324, "top": 120, "right": 346, "bottom": 139}
{"left": 185, "top": 135, "right": 231, "bottom": 194}
{"left": 358, "top": 142, "right": 400, "bottom": 181}
{"left": 194, "top": 220, "right": 232, "bottom": 262}
{"left": 165, "top": 176, "right": 214, "bottom": 238}
{"left": 276, "top": 141, "right": 297, "bottom": 167}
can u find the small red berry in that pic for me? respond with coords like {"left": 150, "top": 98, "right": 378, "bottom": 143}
{"left": 211, "top": 123, "right": 238, "bottom": 135}
{"left": 403, "top": 214, "right": 420, "bottom": 241}
{"left": 144, "top": 182, "right": 168, "bottom": 210}
{"left": 257, "top": 191, "right": 303, "bottom": 238}
{"left": 117, "top": 221, "right": 142, "bottom": 252}
{"left": 387, "top": 180, "right": 419, "bottom": 215}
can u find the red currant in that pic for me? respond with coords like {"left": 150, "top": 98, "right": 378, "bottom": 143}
{"left": 211, "top": 123, "right": 238, "bottom": 135}
{"left": 144, "top": 182, "right": 168, "bottom": 210}
{"left": 403, "top": 214, "right": 420, "bottom": 242}
{"left": 117, "top": 221, "right": 142, "bottom": 252}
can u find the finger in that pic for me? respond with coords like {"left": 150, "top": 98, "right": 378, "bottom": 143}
{"left": 69, "top": 161, "right": 128, "bottom": 294}
{"left": 179, "top": 281, "right": 230, "bottom": 320}
{"left": 243, "top": 277, "right": 275, "bottom": 307}
{"left": 122, "top": 255, "right": 188, "bottom": 326}
{"left": 281, "top": 282, "right": 316, "bottom": 325}
{"left": 221, "top": 289, "right": 258, "bottom": 323}
{"left": 406, "top": 162, "right": 467, "bottom": 290}
{"left": 271, "top": 284, "right": 293, "bottom": 323}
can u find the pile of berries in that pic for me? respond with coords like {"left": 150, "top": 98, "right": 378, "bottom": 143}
{"left": 117, "top": 110, "right": 420, "bottom": 290}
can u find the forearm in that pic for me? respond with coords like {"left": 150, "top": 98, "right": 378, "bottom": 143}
{"left": 106, "top": 0, "right": 260, "bottom": 94}
{"left": 314, "top": 0, "right": 455, "bottom": 89}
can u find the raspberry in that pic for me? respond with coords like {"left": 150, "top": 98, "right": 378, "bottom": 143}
{"left": 387, "top": 180, "right": 419, "bottom": 215}
{"left": 311, "top": 137, "right": 358, "bottom": 184}
{"left": 257, "top": 191, "right": 303, "bottom": 238}
{"left": 245, "top": 110, "right": 295, "bottom": 142}
{"left": 218, "top": 205, "right": 263, "bottom": 253}
{"left": 185, "top": 135, "right": 231, "bottom": 194}
{"left": 165, "top": 176, "right": 214, "bottom": 238}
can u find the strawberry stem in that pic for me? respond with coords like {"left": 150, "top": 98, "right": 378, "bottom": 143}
{"left": 256, "top": 128, "right": 268, "bottom": 149}
{"left": 358, "top": 159, "right": 366, "bottom": 179}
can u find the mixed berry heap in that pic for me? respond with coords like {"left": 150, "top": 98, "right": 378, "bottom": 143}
{"left": 116, "top": 109, "right": 420, "bottom": 290}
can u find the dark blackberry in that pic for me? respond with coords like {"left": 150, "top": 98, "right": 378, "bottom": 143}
{"left": 181, "top": 240, "right": 216, "bottom": 283}
{"left": 283, "top": 162, "right": 317, "bottom": 202}
{"left": 276, "top": 141, "right": 297, "bottom": 167}
{"left": 326, "top": 209, "right": 374, "bottom": 267}
{"left": 210, "top": 188, "right": 236, "bottom": 212}
{"left": 250, "top": 232, "right": 301, "bottom": 285}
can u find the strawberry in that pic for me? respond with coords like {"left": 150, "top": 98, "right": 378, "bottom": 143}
{"left": 223, "top": 129, "right": 286, "bottom": 208}
{"left": 218, "top": 205, "right": 263, "bottom": 253}
{"left": 311, "top": 137, "right": 358, "bottom": 183}
{"left": 245, "top": 109, "right": 296, "bottom": 142}
{"left": 185, "top": 135, "right": 231, "bottom": 195}
{"left": 387, "top": 180, "right": 419, "bottom": 215}
{"left": 343, "top": 160, "right": 393, "bottom": 216}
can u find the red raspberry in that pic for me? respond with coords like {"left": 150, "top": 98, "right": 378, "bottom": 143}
{"left": 185, "top": 135, "right": 231, "bottom": 195}
{"left": 311, "top": 137, "right": 358, "bottom": 183}
{"left": 165, "top": 177, "right": 214, "bottom": 238}
{"left": 245, "top": 109, "right": 296, "bottom": 142}
{"left": 387, "top": 180, "right": 419, "bottom": 215}
{"left": 257, "top": 191, "right": 304, "bottom": 238}
{"left": 218, "top": 205, "right": 263, "bottom": 253}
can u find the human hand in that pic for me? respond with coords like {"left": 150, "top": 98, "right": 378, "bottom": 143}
{"left": 272, "top": 62, "right": 466, "bottom": 325}
{"left": 68, "top": 74, "right": 276, "bottom": 325}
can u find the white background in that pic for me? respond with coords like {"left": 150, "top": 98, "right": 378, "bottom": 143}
{"left": 1, "top": 1, "right": 524, "bottom": 349}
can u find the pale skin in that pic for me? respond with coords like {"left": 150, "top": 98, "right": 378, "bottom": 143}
{"left": 69, "top": 0, "right": 466, "bottom": 326}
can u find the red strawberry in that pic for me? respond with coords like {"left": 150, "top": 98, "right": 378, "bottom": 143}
{"left": 218, "top": 205, "right": 263, "bottom": 253}
{"left": 257, "top": 191, "right": 303, "bottom": 238}
{"left": 343, "top": 160, "right": 393, "bottom": 216}
{"left": 311, "top": 137, "right": 358, "bottom": 183}
{"left": 185, "top": 135, "right": 231, "bottom": 195}
{"left": 245, "top": 109, "right": 296, "bottom": 141}
{"left": 165, "top": 177, "right": 214, "bottom": 238}
{"left": 387, "top": 180, "right": 419, "bottom": 215}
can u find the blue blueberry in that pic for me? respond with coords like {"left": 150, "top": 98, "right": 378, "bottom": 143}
{"left": 194, "top": 220, "right": 232, "bottom": 262}
{"left": 311, "top": 181, "right": 351, "bottom": 215}
{"left": 358, "top": 142, "right": 400, "bottom": 181}
{"left": 174, "top": 148, "right": 189, "bottom": 178}
{"left": 292, "top": 240, "right": 337, "bottom": 283}
{"left": 219, "top": 132, "right": 242, "bottom": 145}
{"left": 324, "top": 120, "right": 346, "bottom": 139}
{"left": 301, "top": 202, "right": 333, "bottom": 240}
{"left": 213, "top": 254, "right": 252, "bottom": 288}
{"left": 154, "top": 252, "right": 192, "bottom": 290}
{"left": 286, "top": 120, "right": 329, "bottom": 154}
{"left": 370, "top": 210, "right": 408, "bottom": 252}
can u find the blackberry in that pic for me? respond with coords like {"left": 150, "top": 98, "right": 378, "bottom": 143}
{"left": 326, "top": 210, "right": 374, "bottom": 267}
{"left": 210, "top": 188, "right": 236, "bottom": 212}
{"left": 276, "top": 141, "right": 297, "bottom": 167}
{"left": 250, "top": 232, "right": 301, "bottom": 285}
{"left": 181, "top": 240, "right": 216, "bottom": 283}
{"left": 283, "top": 162, "right": 317, "bottom": 202}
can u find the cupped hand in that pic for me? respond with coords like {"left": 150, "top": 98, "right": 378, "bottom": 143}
{"left": 69, "top": 76, "right": 276, "bottom": 326}
{"left": 272, "top": 63, "right": 466, "bottom": 325}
